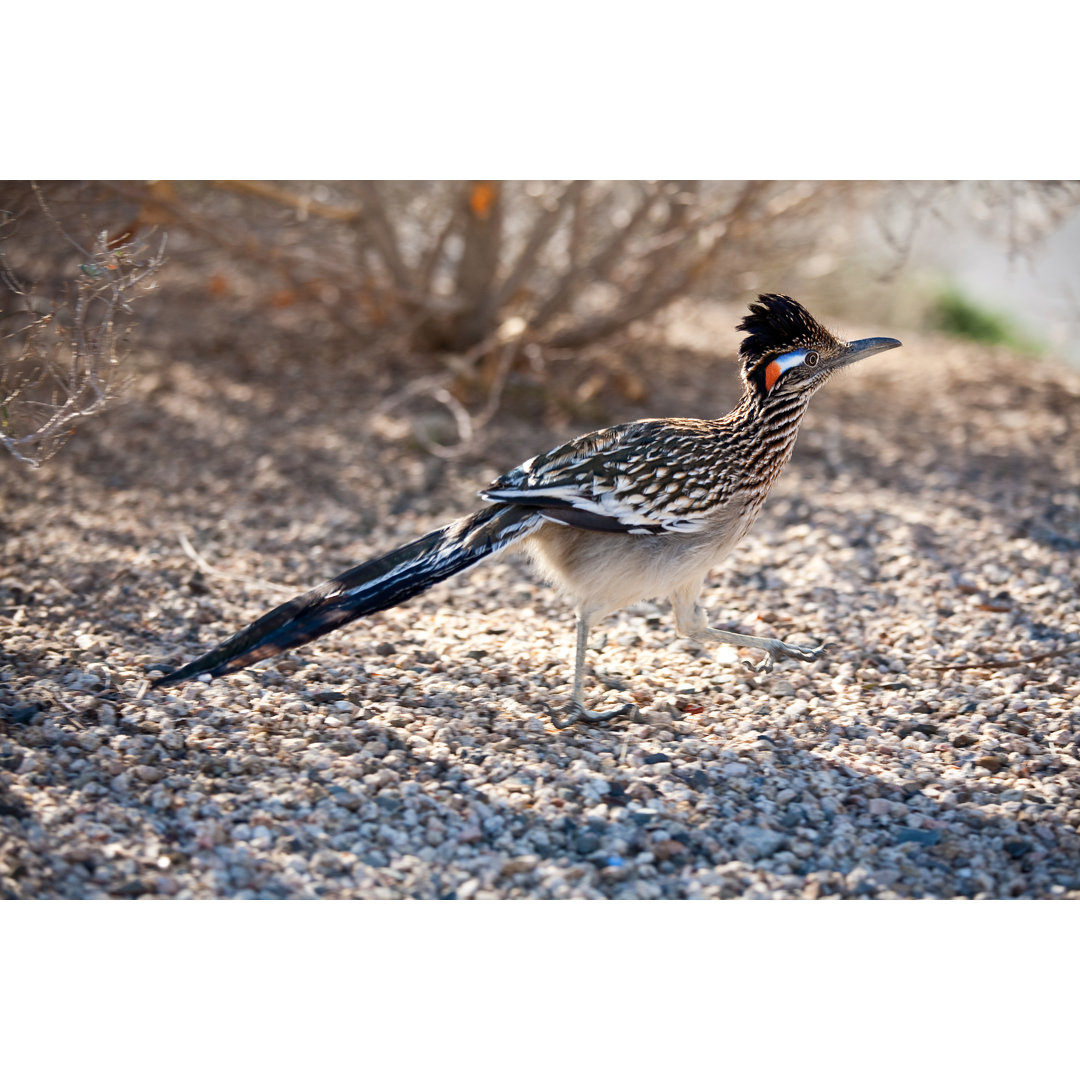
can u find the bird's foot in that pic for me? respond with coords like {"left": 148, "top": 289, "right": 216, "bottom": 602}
{"left": 742, "top": 639, "right": 832, "bottom": 674}
{"left": 542, "top": 699, "right": 640, "bottom": 730}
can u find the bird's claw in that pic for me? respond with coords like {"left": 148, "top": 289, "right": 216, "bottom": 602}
{"left": 742, "top": 639, "right": 832, "bottom": 674}
{"left": 742, "top": 654, "right": 774, "bottom": 674}
{"left": 541, "top": 699, "right": 640, "bottom": 729}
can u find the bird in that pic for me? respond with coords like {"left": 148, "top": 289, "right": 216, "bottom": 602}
{"left": 153, "top": 294, "right": 901, "bottom": 726}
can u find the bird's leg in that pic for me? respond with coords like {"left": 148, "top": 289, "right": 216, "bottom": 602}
{"left": 545, "top": 615, "right": 637, "bottom": 729}
{"left": 673, "top": 591, "right": 830, "bottom": 675}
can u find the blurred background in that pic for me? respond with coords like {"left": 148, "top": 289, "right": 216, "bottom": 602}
{"left": 2, "top": 180, "right": 1078, "bottom": 468}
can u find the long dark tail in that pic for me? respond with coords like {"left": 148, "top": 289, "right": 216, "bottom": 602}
{"left": 153, "top": 503, "right": 540, "bottom": 688}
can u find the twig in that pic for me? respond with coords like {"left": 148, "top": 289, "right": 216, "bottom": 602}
{"left": 177, "top": 533, "right": 296, "bottom": 595}
{"left": 376, "top": 319, "right": 526, "bottom": 459}
{"left": 872, "top": 181, "right": 951, "bottom": 281}
{"left": 469, "top": 338, "right": 521, "bottom": 432}
{"left": 923, "top": 647, "right": 1079, "bottom": 672}
{"left": 40, "top": 689, "right": 86, "bottom": 729}
{"left": 211, "top": 180, "right": 362, "bottom": 222}
{"left": 31, "top": 181, "right": 93, "bottom": 259}
{"left": 416, "top": 387, "right": 476, "bottom": 459}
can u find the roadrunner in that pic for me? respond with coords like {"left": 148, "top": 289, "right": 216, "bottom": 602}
{"left": 155, "top": 295, "right": 901, "bottom": 725}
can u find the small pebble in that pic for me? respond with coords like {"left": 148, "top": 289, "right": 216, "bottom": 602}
{"left": 893, "top": 828, "right": 941, "bottom": 847}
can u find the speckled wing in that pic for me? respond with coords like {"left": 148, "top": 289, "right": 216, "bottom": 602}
{"left": 480, "top": 419, "right": 723, "bottom": 535}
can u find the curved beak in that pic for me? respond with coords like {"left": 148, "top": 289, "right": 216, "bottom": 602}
{"left": 836, "top": 336, "right": 902, "bottom": 369}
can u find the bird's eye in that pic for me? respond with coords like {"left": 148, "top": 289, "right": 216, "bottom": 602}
{"left": 805, "top": 351, "right": 820, "bottom": 368}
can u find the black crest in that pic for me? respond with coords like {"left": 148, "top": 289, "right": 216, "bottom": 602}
{"left": 737, "top": 294, "right": 834, "bottom": 376}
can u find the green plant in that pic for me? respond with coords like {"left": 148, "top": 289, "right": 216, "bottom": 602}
{"left": 930, "top": 286, "right": 1041, "bottom": 353}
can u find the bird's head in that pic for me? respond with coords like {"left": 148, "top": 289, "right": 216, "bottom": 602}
{"left": 738, "top": 294, "right": 901, "bottom": 402}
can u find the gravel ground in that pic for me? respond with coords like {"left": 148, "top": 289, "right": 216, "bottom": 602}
{"left": 2, "top": 288, "right": 1079, "bottom": 899}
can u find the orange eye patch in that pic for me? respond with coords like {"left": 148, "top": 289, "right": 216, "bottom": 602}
{"left": 762, "top": 350, "right": 809, "bottom": 394}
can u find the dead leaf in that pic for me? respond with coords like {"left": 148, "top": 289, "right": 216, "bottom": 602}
{"left": 468, "top": 181, "right": 499, "bottom": 219}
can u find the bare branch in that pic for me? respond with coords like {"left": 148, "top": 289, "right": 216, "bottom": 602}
{"left": 529, "top": 180, "right": 591, "bottom": 329}
{"left": 97, "top": 180, "right": 426, "bottom": 319}
{"left": 1, "top": 198, "right": 165, "bottom": 466}
{"left": 417, "top": 197, "right": 464, "bottom": 297}
{"left": 354, "top": 181, "right": 419, "bottom": 296}
{"left": 585, "top": 180, "right": 666, "bottom": 285}
{"left": 447, "top": 182, "right": 504, "bottom": 350}
{"left": 373, "top": 317, "right": 526, "bottom": 458}
{"left": 531, "top": 181, "right": 704, "bottom": 336}
{"left": 24, "top": 179, "right": 1068, "bottom": 455}
{"left": 211, "top": 180, "right": 362, "bottom": 222}
{"left": 177, "top": 533, "right": 296, "bottom": 595}
{"left": 494, "top": 181, "right": 585, "bottom": 311}
{"left": 549, "top": 181, "right": 769, "bottom": 348}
